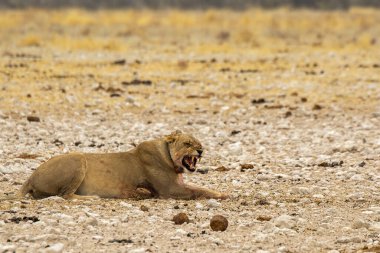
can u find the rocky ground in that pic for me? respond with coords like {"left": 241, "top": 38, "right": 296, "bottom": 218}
{"left": 0, "top": 8, "right": 380, "bottom": 253}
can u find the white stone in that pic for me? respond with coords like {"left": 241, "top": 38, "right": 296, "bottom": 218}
{"left": 277, "top": 246, "right": 288, "bottom": 253}
{"left": 128, "top": 248, "right": 146, "bottom": 253}
{"left": 228, "top": 142, "right": 243, "bottom": 156}
{"left": 207, "top": 199, "right": 221, "bottom": 207}
{"left": 40, "top": 196, "right": 65, "bottom": 202}
{"left": 175, "top": 229, "right": 187, "bottom": 235}
{"left": 0, "top": 245, "right": 16, "bottom": 252}
{"left": 120, "top": 202, "right": 133, "bottom": 208}
{"left": 209, "top": 237, "right": 224, "bottom": 245}
{"left": 350, "top": 174, "right": 364, "bottom": 181}
{"left": 92, "top": 235, "right": 103, "bottom": 240}
{"left": 292, "top": 187, "right": 311, "bottom": 195}
{"left": 274, "top": 215, "right": 296, "bottom": 229}
{"left": 195, "top": 202, "right": 204, "bottom": 209}
{"left": 369, "top": 222, "right": 380, "bottom": 231}
{"left": 337, "top": 237, "right": 351, "bottom": 243}
{"left": 45, "top": 243, "right": 64, "bottom": 253}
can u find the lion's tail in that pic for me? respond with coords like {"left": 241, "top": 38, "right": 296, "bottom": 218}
{"left": 19, "top": 178, "right": 32, "bottom": 197}
{"left": 0, "top": 179, "right": 30, "bottom": 201}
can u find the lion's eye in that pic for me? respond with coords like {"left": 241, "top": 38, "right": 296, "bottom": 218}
{"left": 184, "top": 142, "right": 192, "bottom": 147}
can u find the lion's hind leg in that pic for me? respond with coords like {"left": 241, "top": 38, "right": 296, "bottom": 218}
{"left": 26, "top": 154, "right": 88, "bottom": 199}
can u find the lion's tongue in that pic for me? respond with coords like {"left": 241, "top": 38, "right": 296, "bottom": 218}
{"left": 187, "top": 157, "right": 193, "bottom": 167}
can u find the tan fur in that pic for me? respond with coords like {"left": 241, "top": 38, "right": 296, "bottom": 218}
{"left": 20, "top": 131, "right": 227, "bottom": 200}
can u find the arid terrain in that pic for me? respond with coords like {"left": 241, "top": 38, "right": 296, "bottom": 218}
{"left": 0, "top": 8, "right": 379, "bottom": 253}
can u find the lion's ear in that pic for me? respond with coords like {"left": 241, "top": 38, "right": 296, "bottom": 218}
{"left": 165, "top": 130, "right": 182, "bottom": 143}
{"left": 171, "top": 130, "right": 182, "bottom": 135}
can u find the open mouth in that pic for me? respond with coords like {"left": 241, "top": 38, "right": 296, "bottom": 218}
{"left": 182, "top": 155, "right": 199, "bottom": 172}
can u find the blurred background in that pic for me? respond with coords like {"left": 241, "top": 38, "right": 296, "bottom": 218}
{"left": 0, "top": 0, "right": 379, "bottom": 9}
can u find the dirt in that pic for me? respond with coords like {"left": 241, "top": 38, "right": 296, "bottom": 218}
{"left": 0, "top": 8, "right": 380, "bottom": 253}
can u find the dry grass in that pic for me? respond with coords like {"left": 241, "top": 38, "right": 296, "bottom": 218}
{"left": 0, "top": 8, "right": 379, "bottom": 116}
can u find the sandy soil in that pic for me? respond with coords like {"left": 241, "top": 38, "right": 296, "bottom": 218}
{"left": 0, "top": 8, "right": 379, "bottom": 253}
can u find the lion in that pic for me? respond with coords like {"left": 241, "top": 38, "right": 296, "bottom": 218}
{"left": 19, "top": 130, "right": 228, "bottom": 200}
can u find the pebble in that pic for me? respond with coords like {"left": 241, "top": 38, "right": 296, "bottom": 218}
{"left": 210, "top": 215, "right": 228, "bottom": 232}
{"left": 86, "top": 217, "right": 98, "bottom": 226}
{"left": 336, "top": 236, "right": 351, "bottom": 243}
{"left": 172, "top": 213, "right": 190, "bottom": 225}
{"left": 369, "top": 222, "right": 380, "bottom": 231}
{"left": 45, "top": 243, "right": 64, "bottom": 253}
{"left": 228, "top": 142, "right": 243, "bottom": 156}
{"left": 140, "top": 205, "right": 149, "bottom": 212}
{"left": 27, "top": 116, "right": 40, "bottom": 122}
{"left": 273, "top": 215, "right": 296, "bottom": 229}
{"left": 292, "top": 187, "right": 311, "bottom": 195}
{"left": 209, "top": 237, "right": 224, "bottom": 245}
{"left": 40, "top": 196, "right": 65, "bottom": 202}
{"left": 0, "top": 245, "right": 16, "bottom": 252}
{"left": 257, "top": 215, "right": 272, "bottom": 221}
{"left": 120, "top": 202, "right": 133, "bottom": 208}
{"left": 352, "top": 220, "right": 370, "bottom": 229}
{"left": 207, "top": 199, "right": 221, "bottom": 208}
{"left": 128, "top": 248, "right": 146, "bottom": 253}
{"left": 195, "top": 202, "right": 204, "bottom": 209}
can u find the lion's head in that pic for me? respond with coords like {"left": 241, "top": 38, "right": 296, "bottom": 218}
{"left": 165, "top": 130, "right": 203, "bottom": 173}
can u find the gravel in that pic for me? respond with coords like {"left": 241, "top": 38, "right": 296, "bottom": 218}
{"left": 1, "top": 8, "right": 380, "bottom": 253}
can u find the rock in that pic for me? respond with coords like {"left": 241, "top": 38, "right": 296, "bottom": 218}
{"left": 209, "top": 237, "right": 224, "bottom": 245}
{"left": 40, "top": 196, "right": 65, "bottom": 202}
{"left": 197, "top": 168, "right": 209, "bottom": 174}
{"left": 255, "top": 199, "right": 270, "bottom": 206}
{"left": 172, "top": 213, "right": 189, "bottom": 225}
{"left": 215, "top": 166, "right": 230, "bottom": 172}
{"left": 352, "top": 220, "right": 370, "bottom": 229}
{"left": 128, "top": 248, "right": 146, "bottom": 253}
{"left": 274, "top": 215, "right": 296, "bottom": 229}
{"left": 207, "top": 199, "right": 221, "bottom": 208}
{"left": 256, "top": 174, "right": 271, "bottom": 181}
{"left": 0, "top": 245, "right": 16, "bottom": 252}
{"left": 140, "top": 205, "right": 149, "bottom": 212}
{"left": 86, "top": 217, "right": 98, "bottom": 226}
{"left": 350, "top": 174, "right": 364, "bottom": 181}
{"left": 45, "top": 243, "right": 64, "bottom": 253}
{"left": 240, "top": 163, "right": 254, "bottom": 170}
{"left": 336, "top": 236, "right": 351, "bottom": 243}
{"left": 318, "top": 161, "right": 343, "bottom": 167}
{"left": 120, "top": 202, "right": 133, "bottom": 208}
{"left": 257, "top": 215, "right": 272, "bottom": 221}
{"left": 109, "top": 239, "right": 133, "bottom": 243}
{"left": 228, "top": 142, "right": 242, "bottom": 156}
{"left": 369, "top": 222, "right": 380, "bottom": 231}
{"left": 210, "top": 215, "right": 228, "bottom": 231}
{"left": 175, "top": 228, "right": 187, "bottom": 235}
{"left": 27, "top": 116, "right": 40, "bottom": 122}
{"left": 195, "top": 202, "right": 204, "bottom": 209}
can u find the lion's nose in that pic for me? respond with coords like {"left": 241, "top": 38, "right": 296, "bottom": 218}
{"left": 197, "top": 150, "right": 203, "bottom": 156}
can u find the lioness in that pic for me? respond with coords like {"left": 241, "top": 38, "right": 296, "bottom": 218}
{"left": 20, "top": 131, "right": 227, "bottom": 200}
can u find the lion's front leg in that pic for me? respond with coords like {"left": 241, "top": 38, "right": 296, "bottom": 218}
{"left": 164, "top": 183, "right": 228, "bottom": 200}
